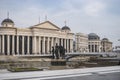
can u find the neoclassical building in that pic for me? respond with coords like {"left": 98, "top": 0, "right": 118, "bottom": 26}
{"left": 101, "top": 38, "right": 112, "bottom": 52}
{"left": 88, "top": 33, "right": 101, "bottom": 52}
{"left": 0, "top": 17, "right": 74, "bottom": 55}
{"left": 75, "top": 33, "right": 89, "bottom": 52}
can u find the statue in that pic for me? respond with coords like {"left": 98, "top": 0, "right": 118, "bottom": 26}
{"left": 55, "top": 43, "right": 59, "bottom": 59}
{"left": 52, "top": 43, "right": 66, "bottom": 59}
{"left": 51, "top": 47, "right": 55, "bottom": 59}
{"left": 59, "top": 45, "right": 65, "bottom": 59}
{"left": 59, "top": 45, "right": 63, "bottom": 57}
{"left": 61, "top": 46, "right": 65, "bottom": 59}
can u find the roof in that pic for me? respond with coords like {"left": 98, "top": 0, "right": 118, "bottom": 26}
{"left": 61, "top": 26, "right": 71, "bottom": 30}
{"left": 1, "top": 18, "right": 14, "bottom": 24}
{"left": 102, "top": 38, "right": 109, "bottom": 41}
{"left": 88, "top": 33, "right": 100, "bottom": 40}
{"left": 30, "top": 21, "right": 60, "bottom": 30}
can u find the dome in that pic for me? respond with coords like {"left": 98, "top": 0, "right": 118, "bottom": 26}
{"left": 61, "top": 26, "right": 71, "bottom": 31}
{"left": 88, "top": 33, "right": 100, "bottom": 40}
{"left": 102, "top": 38, "right": 109, "bottom": 41}
{"left": 1, "top": 18, "right": 14, "bottom": 25}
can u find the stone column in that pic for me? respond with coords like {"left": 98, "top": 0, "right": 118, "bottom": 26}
{"left": 70, "top": 39, "right": 73, "bottom": 52}
{"left": 91, "top": 44, "right": 93, "bottom": 52}
{"left": 37, "top": 37, "right": 39, "bottom": 54}
{"left": 32, "top": 36, "right": 37, "bottom": 54}
{"left": 53, "top": 38, "right": 56, "bottom": 47}
{"left": 57, "top": 38, "right": 59, "bottom": 46}
{"left": 89, "top": 43, "right": 91, "bottom": 52}
{"left": 67, "top": 39, "right": 69, "bottom": 52}
{"left": 17, "top": 36, "right": 19, "bottom": 55}
{"left": 64, "top": 39, "right": 66, "bottom": 51}
{"left": 51, "top": 37, "right": 53, "bottom": 50}
{"left": 2, "top": 35, "right": 4, "bottom": 54}
{"left": 54, "top": 37, "right": 57, "bottom": 46}
{"left": 91, "top": 44, "right": 92, "bottom": 52}
{"left": 39, "top": 36, "right": 41, "bottom": 54}
{"left": 104, "top": 43, "right": 106, "bottom": 52}
{"left": 12, "top": 35, "right": 14, "bottom": 55}
{"left": 47, "top": 37, "right": 50, "bottom": 53}
{"left": 42, "top": 37, "right": 45, "bottom": 54}
{"left": 0, "top": 35, "right": 1, "bottom": 54}
{"left": 97, "top": 43, "right": 99, "bottom": 52}
{"left": 22, "top": 36, "right": 24, "bottom": 55}
{"left": 90, "top": 42, "right": 92, "bottom": 52}
{"left": 27, "top": 36, "right": 30, "bottom": 55}
{"left": 61, "top": 38, "right": 63, "bottom": 46}
{"left": 93, "top": 43, "right": 95, "bottom": 52}
{"left": 7, "top": 35, "right": 10, "bottom": 55}
{"left": 98, "top": 43, "right": 101, "bottom": 52}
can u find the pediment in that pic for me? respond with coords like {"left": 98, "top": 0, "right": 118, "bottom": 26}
{"left": 31, "top": 21, "right": 60, "bottom": 30}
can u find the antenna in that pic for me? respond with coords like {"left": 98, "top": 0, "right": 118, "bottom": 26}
{"left": 7, "top": 12, "right": 9, "bottom": 19}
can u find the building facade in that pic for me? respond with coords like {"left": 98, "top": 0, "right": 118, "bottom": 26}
{"left": 101, "top": 38, "right": 112, "bottom": 52}
{"left": 75, "top": 33, "right": 89, "bottom": 52}
{"left": 88, "top": 33, "right": 102, "bottom": 52}
{"left": 0, "top": 17, "right": 74, "bottom": 55}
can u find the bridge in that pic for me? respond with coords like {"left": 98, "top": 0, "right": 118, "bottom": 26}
{"left": 14, "top": 52, "right": 117, "bottom": 56}
{"left": 14, "top": 52, "right": 118, "bottom": 59}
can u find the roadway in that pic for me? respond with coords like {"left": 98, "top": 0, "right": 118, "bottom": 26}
{"left": 0, "top": 66, "right": 120, "bottom": 80}
{"left": 46, "top": 72, "right": 120, "bottom": 80}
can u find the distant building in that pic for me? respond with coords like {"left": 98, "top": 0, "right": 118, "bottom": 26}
{"left": 88, "top": 33, "right": 101, "bottom": 52}
{"left": 75, "top": 33, "right": 89, "bottom": 52}
{"left": 101, "top": 38, "right": 112, "bottom": 52}
{"left": 0, "top": 17, "right": 74, "bottom": 55}
{"left": 75, "top": 32, "right": 113, "bottom": 53}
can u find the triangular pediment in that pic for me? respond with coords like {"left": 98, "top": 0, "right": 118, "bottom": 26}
{"left": 31, "top": 21, "right": 60, "bottom": 30}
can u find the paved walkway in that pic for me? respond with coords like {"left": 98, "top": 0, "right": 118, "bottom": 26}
{"left": 0, "top": 66, "right": 120, "bottom": 80}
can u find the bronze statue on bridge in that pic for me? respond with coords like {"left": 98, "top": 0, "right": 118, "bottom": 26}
{"left": 52, "top": 43, "right": 65, "bottom": 59}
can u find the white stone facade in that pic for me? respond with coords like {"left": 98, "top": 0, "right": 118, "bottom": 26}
{"left": 88, "top": 40, "right": 102, "bottom": 52}
{"left": 75, "top": 33, "right": 113, "bottom": 53}
{"left": 0, "top": 18, "right": 74, "bottom": 55}
{"left": 88, "top": 33, "right": 102, "bottom": 52}
{"left": 75, "top": 33, "right": 89, "bottom": 52}
{"left": 101, "top": 38, "right": 112, "bottom": 52}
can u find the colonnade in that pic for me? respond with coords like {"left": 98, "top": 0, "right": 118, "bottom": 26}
{"left": 0, "top": 35, "right": 73, "bottom": 55}
{"left": 89, "top": 42, "right": 101, "bottom": 52}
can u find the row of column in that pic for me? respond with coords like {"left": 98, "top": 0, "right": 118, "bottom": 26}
{"left": 0, "top": 35, "right": 73, "bottom": 55}
{"left": 0, "top": 35, "right": 18, "bottom": 55}
{"left": 33, "top": 36, "right": 73, "bottom": 54}
{"left": 89, "top": 42, "right": 101, "bottom": 52}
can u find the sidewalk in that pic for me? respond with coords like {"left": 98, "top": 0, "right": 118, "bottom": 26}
{"left": 0, "top": 66, "right": 120, "bottom": 80}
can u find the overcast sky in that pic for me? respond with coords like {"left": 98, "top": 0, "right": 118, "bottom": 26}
{"left": 0, "top": 0, "right": 120, "bottom": 47}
